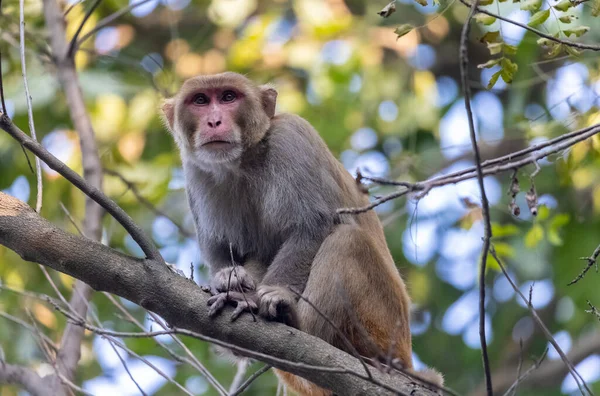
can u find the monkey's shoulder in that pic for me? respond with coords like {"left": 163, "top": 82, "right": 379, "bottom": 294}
{"left": 270, "top": 113, "right": 323, "bottom": 140}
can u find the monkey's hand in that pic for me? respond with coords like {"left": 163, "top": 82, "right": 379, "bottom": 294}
{"left": 207, "top": 290, "right": 259, "bottom": 321}
{"left": 211, "top": 266, "right": 256, "bottom": 293}
{"left": 257, "top": 286, "right": 298, "bottom": 327}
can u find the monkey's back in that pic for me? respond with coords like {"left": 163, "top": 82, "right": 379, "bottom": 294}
{"left": 268, "top": 113, "right": 399, "bottom": 269}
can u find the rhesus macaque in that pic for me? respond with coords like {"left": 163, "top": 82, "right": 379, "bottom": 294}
{"left": 162, "top": 72, "right": 443, "bottom": 394}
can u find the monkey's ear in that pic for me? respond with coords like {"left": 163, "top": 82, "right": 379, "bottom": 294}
{"left": 161, "top": 98, "right": 175, "bottom": 132}
{"left": 260, "top": 85, "right": 277, "bottom": 118}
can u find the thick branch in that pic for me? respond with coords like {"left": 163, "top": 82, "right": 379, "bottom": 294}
{"left": 0, "top": 363, "right": 48, "bottom": 396}
{"left": 0, "top": 192, "right": 437, "bottom": 396}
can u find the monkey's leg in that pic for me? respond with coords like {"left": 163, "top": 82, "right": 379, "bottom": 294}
{"left": 276, "top": 224, "right": 413, "bottom": 395}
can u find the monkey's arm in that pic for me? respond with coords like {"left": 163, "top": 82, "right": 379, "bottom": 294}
{"left": 258, "top": 226, "right": 331, "bottom": 326}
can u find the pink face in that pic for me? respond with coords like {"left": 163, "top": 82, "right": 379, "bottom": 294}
{"left": 183, "top": 87, "right": 243, "bottom": 152}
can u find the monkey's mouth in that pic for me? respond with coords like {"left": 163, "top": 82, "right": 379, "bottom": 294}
{"left": 201, "top": 140, "right": 235, "bottom": 149}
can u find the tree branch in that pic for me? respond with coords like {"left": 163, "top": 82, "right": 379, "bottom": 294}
{"left": 459, "top": 0, "right": 493, "bottom": 394}
{"left": 0, "top": 362, "right": 48, "bottom": 396}
{"left": 459, "top": 0, "right": 600, "bottom": 51}
{"left": 0, "top": 114, "right": 163, "bottom": 263}
{"left": 41, "top": 0, "right": 106, "bottom": 387}
{"left": 339, "top": 123, "right": 600, "bottom": 214}
{"left": 0, "top": 192, "right": 438, "bottom": 396}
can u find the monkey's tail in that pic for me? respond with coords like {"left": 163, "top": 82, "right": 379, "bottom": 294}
{"left": 409, "top": 367, "right": 445, "bottom": 391}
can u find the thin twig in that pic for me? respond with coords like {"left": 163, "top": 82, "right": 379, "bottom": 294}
{"left": 104, "top": 293, "right": 228, "bottom": 396}
{"left": 0, "top": 49, "right": 7, "bottom": 115}
{"left": 288, "top": 288, "right": 373, "bottom": 380}
{"left": 490, "top": 246, "right": 592, "bottom": 395}
{"left": 503, "top": 349, "right": 548, "bottom": 396}
{"left": 568, "top": 243, "right": 600, "bottom": 285}
{"left": 0, "top": 311, "right": 58, "bottom": 350}
{"left": 229, "top": 360, "right": 249, "bottom": 394}
{"left": 19, "top": 0, "right": 43, "bottom": 213}
{"left": 147, "top": 312, "right": 228, "bottom": 396}
{"left": 459, "top": 0, "right": 492, "bottom": 393}
{"left": 67, "top": 0, "right": 103, "bottom": 57}
{"left": 339, "top": 124, "right": 600, "bottom": 214}
{"left": 230, "top": 364, "right": 272, "bottom": 396}
{"left": 585, "top": 300, "right": 600, "bottom": 321}
{"left": 228, "top": 242, "right": 257, "bottom": 322}
{"left": 104, "top": 169, "right": 194, "bottom": 238}
{"left": 0, "top": 115, "right": 164, "bottom": 262}
{"left": 459, "top": 0, "right": 600, "bottom": 51}
{"left": 76, "top": 0, "right": 154, "bottom": 47}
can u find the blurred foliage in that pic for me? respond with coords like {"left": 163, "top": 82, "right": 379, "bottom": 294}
{"left": 1, "top": 0, "right": 600, "bottom": 395}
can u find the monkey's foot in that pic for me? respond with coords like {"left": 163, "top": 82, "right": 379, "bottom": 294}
{"left": 257, "top": 286, "right": 298, "bottom": 327}
{"left": 207, "top": 291, "right": 258, "bottom": 321}
{"left": 211, "top": 266, "right": 256, "bottom": 293}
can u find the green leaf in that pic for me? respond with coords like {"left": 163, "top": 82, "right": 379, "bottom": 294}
{"left": 550, "top": 213, "right": 571, "bottom": 228}
{"left": 501, "top": 57, "right": 518, "bottom": 74}
{"left": 537, "top": 37, "right": 554, "bottom": 46}
{"left": 487, "top": 42, "right": 504, "bottom": 55}
{"left": 553, "top": 0, "right": 573, "bottom": 11}
{"left": 478, "top": 58, "right": 502, "bottom": 69}
{"left": 525, "top": 224, "right": 544, "bottom": 248}
{"left": 503, "top": 44, "right": 518, "bottom": 55}
{"left": 564, "top": 26, "right": 590, "bottom": 37}
{"left": 394, "top": 24, "right": 414, "bottom": 39}
{"left": 494, "top": 242, "right": 516, "bottom": 258}
{"left": 547, "top": 43, "right": 564, "bottom": 57}
{"left": 480, "top": 31, "right": 501, "bottom": 43}
{"left": 480, "top": 0, "right": 494, "bottom": 5}
{"left": 414, "top": 0, "right": 428, "bottom": 6}
{"left": 487, "top": 70, "right": 502, "bottom": 89}
{"left": 492, "top": 223, "right": 520, "bottom": 237}
{"left": 558, "top": 15, "right": 575, "bottom": 23}
{"left": 520, "top": 0, "right": 542, "bottom": 11}
{"left": 475, "top": 13, "right": 497, "bottom": 25}
{"left": 565, "top": 46, "right": 582, "bottom": 56}
{"left": 536, "top": 205, "right": 550, "bottom": 221}
{"left": 547, "top": 228, "right": 563, "bottom": 245}
{"left": 528, "top": 9, "right": 550, "bottom": 27}
{"left": 593, "top": 0, "right": 600, "bottom": 16}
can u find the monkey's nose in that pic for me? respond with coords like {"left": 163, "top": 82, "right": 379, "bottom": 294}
{"left": 208, "top": 120, "right": 222, "bottom": 128}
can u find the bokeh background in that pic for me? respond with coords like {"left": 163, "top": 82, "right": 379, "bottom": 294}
{"left": 1, "top": 0, "right": 600, "bottom": 394}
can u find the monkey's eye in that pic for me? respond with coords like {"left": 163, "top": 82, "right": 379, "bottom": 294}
{"left": 192, "top": 94, "right": 209, "bottom": 105}
{"left": 221, "top": 90, "right": 237, "bottom": 103}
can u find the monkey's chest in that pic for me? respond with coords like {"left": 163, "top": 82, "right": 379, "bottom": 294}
{"left": 196, "top": 193, "right": 280, "bottom": 262}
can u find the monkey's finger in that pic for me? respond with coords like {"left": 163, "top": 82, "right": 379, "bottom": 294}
{"left": 266, "top": 299, "right": 280, "bottom": 318}
{"left": 207, "top": 295, "right": 227, "bottom": 316}
{"left": 230, "top": 301, "right": 256, "bottom": 321}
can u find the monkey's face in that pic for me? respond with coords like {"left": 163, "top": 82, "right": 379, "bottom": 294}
{"left": 179, "top": 87, "right": 245, "bottom": 163}
{"left": 178, "top": 87, "right": 244, "bottom": 166}
{"left": 162, "top": 73, "right": 277, "bottom": 171}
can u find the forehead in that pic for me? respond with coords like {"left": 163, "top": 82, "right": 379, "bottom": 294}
{"left": 179, "top": 73, "right": 255, "bottom": 95}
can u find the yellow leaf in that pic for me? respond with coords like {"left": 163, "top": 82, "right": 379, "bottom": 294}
{"left": 525, "top": 224, "right": 544, "bottom": 248}
{"left": 491, "top": 223, "right": 520, "bottom": 237}
{"left": 408, "top": 271, "right": 431, "bottom": 303}
{"left": 536, "top": 205, "right": 550, "bottom": 221}
{"left": 33, "top": 302, "right": 57, "bottom": 329}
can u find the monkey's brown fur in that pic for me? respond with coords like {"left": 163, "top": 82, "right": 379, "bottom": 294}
{"left": 162, "top": 72, "right": 443, "bottom": 394}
